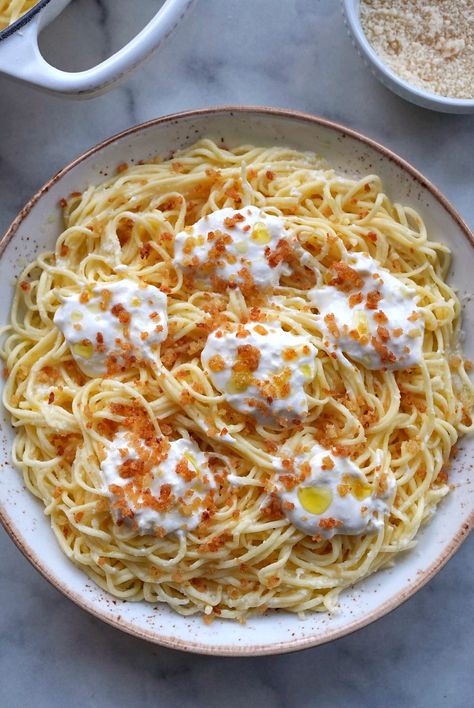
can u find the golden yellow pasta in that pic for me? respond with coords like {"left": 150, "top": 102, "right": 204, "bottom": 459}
{"left": 1, "top": 139, "right": 472, "bottom": 621}
{"left": 0, "top": 0, "right": 37, "bottom": 30}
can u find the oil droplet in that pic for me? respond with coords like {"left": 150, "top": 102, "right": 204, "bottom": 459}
{"left": 251, "top": 222, "right": 272, "bottom": 245}
{"left": 356, "top": 311, "right": 369, "bottom": 336}
{"left": 73, "top": 341, "right": 94, "bottom": 359}
{"left": 298, "top": 486, "right": 333, "bottom": 515}
{"left": 343, "top": 474, "right": 371, "bottom": 501}
{"left": 299, "top": 363, "right": 312, "bottom": 378}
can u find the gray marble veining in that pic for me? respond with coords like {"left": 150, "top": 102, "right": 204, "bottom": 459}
{"left": 0, "top": 1, "right": 473, "bottom": 706}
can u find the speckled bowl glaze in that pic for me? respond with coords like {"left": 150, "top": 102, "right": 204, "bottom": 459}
{"left": 0, "top": 107, "right": 473, "bottom": 655}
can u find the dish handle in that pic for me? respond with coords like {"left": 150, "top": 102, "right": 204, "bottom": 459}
{"left": 0, "top": 0, "right": 194, "bottom": 97}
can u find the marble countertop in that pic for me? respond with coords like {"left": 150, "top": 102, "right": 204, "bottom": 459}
{"left": 0, "top": 1, "right": 473, "bottom": 706}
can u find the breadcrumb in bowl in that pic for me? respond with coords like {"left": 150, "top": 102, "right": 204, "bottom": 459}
{"left": 342, "top": 0, "right": 474, "bottom": 114}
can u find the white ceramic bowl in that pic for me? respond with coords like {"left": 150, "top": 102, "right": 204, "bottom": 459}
{"left": 0, "top": 107, "right": 473, "bottom": 655}
{"left": 0, "top": 0, "right": 194, "bottom": 96}
{"left": 342, "top": 0, "right": 474, "bottom": 114}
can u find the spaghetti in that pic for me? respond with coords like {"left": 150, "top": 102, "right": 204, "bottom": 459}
{"left": 1, "top": 140, "right": 473, "bottom": 620}
{"left": 0, "top": 0, "right": 37, "bottom": 30}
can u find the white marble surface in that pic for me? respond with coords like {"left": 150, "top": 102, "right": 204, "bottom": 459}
{"left": 0, "top": 0, "right": 473, "bottom": 705}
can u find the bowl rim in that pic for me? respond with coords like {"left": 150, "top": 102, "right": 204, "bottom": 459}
{"left": 342, "top": 0, "right": 474, "bottom": 108}
{"left": 0, "top": 105, "right": 473, "bottom": 656}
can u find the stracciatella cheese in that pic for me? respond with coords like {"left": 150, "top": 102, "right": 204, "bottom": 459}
{"left": 271, "top": 445, "right": 395, "bottom": 539}
{"left": 201, "top": 322, "right": 317, "bottom": 426}
{"left": 309, "top": 252, "right": 423, "bottom": 370}
{"left": 54, "top": 279, "right": 168, "bottom": 377}
{"left": 173, "top": 206, "right": 303, "bottom": 291}
{"left": 100, "top": 434, "right": 215, "bottom": 536}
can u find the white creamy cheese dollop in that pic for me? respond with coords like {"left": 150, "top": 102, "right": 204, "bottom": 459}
{"left": 173, "top": 206, "right": 298, "bottom": 290}
{"left": 273, "top": 445, "right": 394, "bottom": 539}
{"left": 201, "top": 322, "right": 317, "bottom": 426}
{"left": 100, "top": 433, "right": 215, "bottom": 536}
{"left": 54, "top": 279, "right": 168, "bottom": 377}
{"left": 309, "top": 252, "right": 424, "bottom": 370}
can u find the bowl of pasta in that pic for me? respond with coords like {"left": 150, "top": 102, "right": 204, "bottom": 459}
{"left": 0, "top": 107, "right": 472, "bottom": 655}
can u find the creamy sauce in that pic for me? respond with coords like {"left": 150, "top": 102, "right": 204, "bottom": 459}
{"left": 54, "top": 279, "right": 168, "bottom": 377}
{"left": 201, "top": 322, "right": 317, "bottom": 426}
{"left": 272, "top": 445, "right": 394, "bottom": 539}
{"left": 309, "top": 252, "right": 423, "bottom": 370}
{"left": 100, "top": 434, "right": 215, "bottom": 536}
{"left": 173, "top": 206, "right": 298, "bottom": 290}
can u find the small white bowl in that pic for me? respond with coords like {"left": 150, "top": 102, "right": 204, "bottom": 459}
{"left": 342, "top": 0, "right": 474, "bottom": 114}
